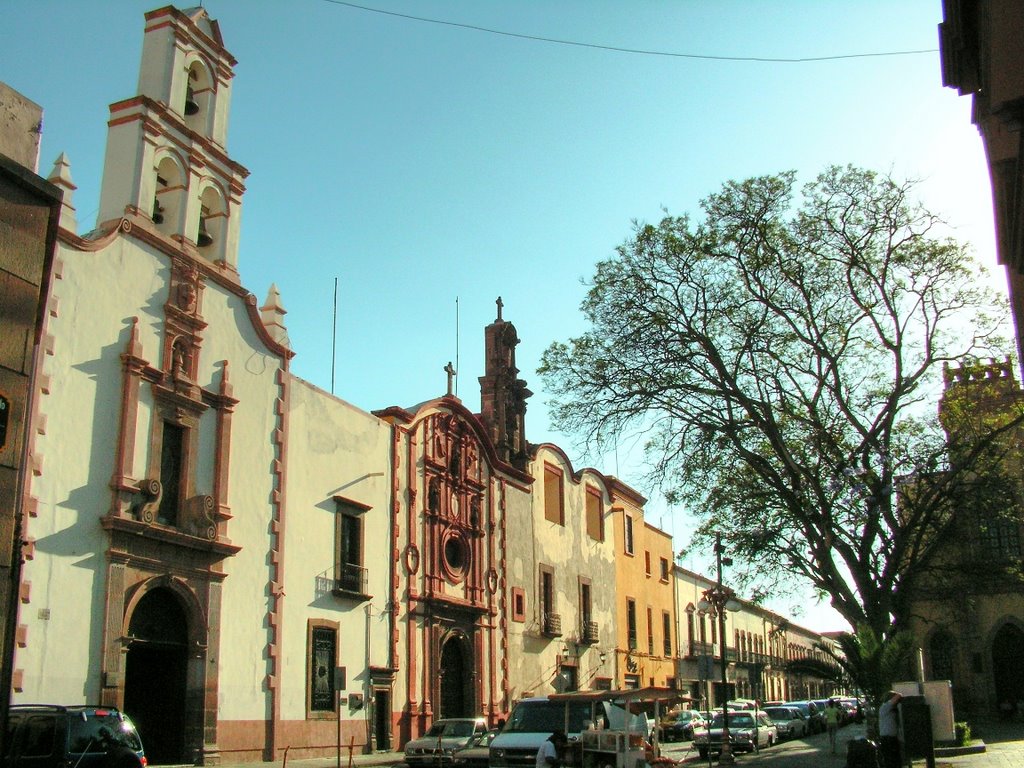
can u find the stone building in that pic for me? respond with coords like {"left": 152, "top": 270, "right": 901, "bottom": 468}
{"left": 0, "top": 80, "right": 62, "bottom": 747}
{"left": 905, "top": 358, "right": 1024, "bottom": 715}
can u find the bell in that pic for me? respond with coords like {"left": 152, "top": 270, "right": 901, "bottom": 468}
{"left": 184, "top": 84, "right": 199, "bottom": 116}
{"left": 196, "top": 218, "right": 213, "bottom": 247}
{"left": 152, "top": 197, "right": 164, "bottom": 224}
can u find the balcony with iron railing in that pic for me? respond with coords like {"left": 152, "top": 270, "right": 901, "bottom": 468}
{"left": 687, "top": 641, "right": 715, "bottom": 659}
{"left": 542, "top": 612, "right": 562, "bottom": 637}
{"left": 333, "top": 563, "right": 368, "bottom": 597}
{"left": 580, "top": 620, "right": 599, "bottom": 644}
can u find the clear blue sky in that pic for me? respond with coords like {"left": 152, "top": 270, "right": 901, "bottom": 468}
{"left": 3, "top": 1, "right": 1000, "bottom": 631}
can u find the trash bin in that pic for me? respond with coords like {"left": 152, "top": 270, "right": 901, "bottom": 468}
{"left": 846, "top": 737, "right": 880, "bottom": 768}
{"left": 900, "top": 695, "right": 934, "bottom": 766}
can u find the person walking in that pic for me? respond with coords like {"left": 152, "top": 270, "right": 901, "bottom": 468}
{"left": 878, "top": 691, "right": 903, "bottom": 768}
{"left": 824, "top": 699, "right": 842, "bottom": 754}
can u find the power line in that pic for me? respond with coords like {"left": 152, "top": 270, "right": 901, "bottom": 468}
{"left": 320, "top": 0, "right": 937, "bottom": 63}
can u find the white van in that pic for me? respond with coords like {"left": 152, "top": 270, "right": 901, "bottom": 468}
{"left": 489, "top": 696, "right": 649, "bottom": 768}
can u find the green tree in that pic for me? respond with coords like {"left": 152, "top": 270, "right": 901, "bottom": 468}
{"left": 539, "top": 166, "right": 1018, "bottom": 644}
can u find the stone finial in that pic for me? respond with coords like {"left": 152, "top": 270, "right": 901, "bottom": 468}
{"left": 47, "top": 152, "right": 77, "bottom": 234}
{"left": 260, "top": 283, "right": 291, "bottom": 348}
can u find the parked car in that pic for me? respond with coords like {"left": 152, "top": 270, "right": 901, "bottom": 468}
{"left": 658, "top": 710, "right": 706, "bottom": 742}
{"left": 451, "top": 728, "right": 501, "bottom": 768}
{"left": 405, "top": 718, "right": 489, "bottom": 767}
{"left": 692, "top": 711, "right": 776, "bottom": 757}
{"left": 3, "top": 705, "right": 146, "bottom": 768}
{"left": 762, "top": 706, "right": 807, "bottom": 740}
{"left": 785, "top": 700, "right": 825, "bottom": 734}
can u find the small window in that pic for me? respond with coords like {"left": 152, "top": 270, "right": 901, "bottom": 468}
{"left": 660, "top": 557, "right": 670, "bottom": 582}
{"left": 512, "top": 587, "right": 526, "bottom": 622}
{"left": 644, "top": 551, "right": 651, "bottom": 576}
{"left": 624, "top": 515, "right": 634, "bottom": 555}
{"left": 544, "top": 465, "right": 564, "bottom": 525}
{"left": 663, "top": 611, "right": 673, "bottom": 657}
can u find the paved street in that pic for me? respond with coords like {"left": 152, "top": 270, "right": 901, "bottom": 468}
{"left": 250, "top": 717, "right": 1024, "bottom": 768}
{"left": 655, "top": 717, "right": 1024, "bottom": 768}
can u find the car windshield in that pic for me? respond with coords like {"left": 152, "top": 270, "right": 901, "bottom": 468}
{"left": 764, "top": 708, "right": 792, "bottom": 720}
{"left": 711, "top": 713, "right": 754, "bottom": 728}
{"left": 426, "top": 721, "right": 475, "bottom": 738}
{"left": 506, "top": 702, "right": 592, "bottom": 734}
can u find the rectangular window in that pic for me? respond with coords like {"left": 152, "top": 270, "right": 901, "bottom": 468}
{"left": 540, "top": 564, "right": 559, "bottom": 635}
{"left": 544, "top": 465, "right": 564, "bottom": 525}
{"left": 663, "top": 611, "right": 673, "bottom": 657}
{"left": 159, "top": 420, "right": 184, "bottom": 525}
{"left": 644, "top": 551, "right": 651, "bottom": 576}
{"left": 627, "top": 598, "right": 637, "bottom": 650}
{"left": 585, "top": 487, "right": 604, "bottom": 541}
{"left": 334, "top": 497, "right": 369, "bottom": 595}
{"left": 580, "top": 578, "right": 597, "bottom": 643}
{"left": 309, "top": 624, "right": 337, "bottom": 714}
{"left": 512, "top": 587, "right": 526, "bottom": 622}
{"left": 580, "top": 580, "right": 592, "bottom": 626}
{"left": 647, "top": 607, "right": 654, "bottom": 655}
{"left": 624, "top": 515, "right": 634, "bottom": 555}
{"left": 660, "top": 557, "right": 670, "bottom": 582}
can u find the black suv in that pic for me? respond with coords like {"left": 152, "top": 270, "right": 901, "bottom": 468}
{"left": 3, "top": 705, "right": 146, "bottom": 768}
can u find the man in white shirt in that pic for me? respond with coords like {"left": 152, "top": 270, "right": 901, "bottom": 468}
{"left": 877, "top": 692, "right": 903, "bottom": 768}
{"left": 536, "top": 730, "right": 566, "bottom": 768}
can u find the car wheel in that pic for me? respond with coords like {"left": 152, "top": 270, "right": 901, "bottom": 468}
{"left": 697, "top": 749, "right": 708, "bottom": 759}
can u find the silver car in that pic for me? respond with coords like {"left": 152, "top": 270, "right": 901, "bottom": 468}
{"left": 763, "top": 706, "right": 807, "bottom": 739}
{"left": 405, "top": 718, "right": 489, "bottom": 767}
{"left": 693, "top": 711, "right": 777, "bottom": 756}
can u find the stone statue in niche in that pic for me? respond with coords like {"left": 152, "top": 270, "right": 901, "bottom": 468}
{"left": 171, "top": 338, "right": 191, "bottom": 378}
{"left": 449, "top": 442, "right": 461, "bottom": 479}
{"left": 428, "top": 477, "right": 441, "bottom": 514}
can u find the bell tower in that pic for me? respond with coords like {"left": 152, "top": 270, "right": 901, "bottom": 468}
{"left": 478, "top": 297, "right": 532, "bottom": 470}
{"left": 97, "top": 5, "right": 247, "bottom": 276}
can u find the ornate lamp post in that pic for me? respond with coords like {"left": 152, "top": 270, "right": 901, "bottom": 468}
{"left": 697, "top": 534, "right": 741, "bottom": 765}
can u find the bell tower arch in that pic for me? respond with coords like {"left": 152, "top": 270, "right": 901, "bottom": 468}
{"left": 97, "top": 5, "right": 247, "bottom": 276}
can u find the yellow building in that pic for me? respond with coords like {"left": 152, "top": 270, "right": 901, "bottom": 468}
{"left": 608, "top": 479, "right": 677, "bottom": 689}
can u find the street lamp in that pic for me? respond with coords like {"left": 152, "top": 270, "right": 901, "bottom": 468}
{"left": 697, "top": 534, "right": 741, "bottom": 765}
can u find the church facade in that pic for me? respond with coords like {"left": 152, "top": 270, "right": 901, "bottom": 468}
{"left": 6, "top": 5, "right": 844, "bottom": 765}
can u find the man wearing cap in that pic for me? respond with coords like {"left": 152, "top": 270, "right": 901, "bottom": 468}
{"left": 536, "top": 730, "right": 567, "bottom": 768}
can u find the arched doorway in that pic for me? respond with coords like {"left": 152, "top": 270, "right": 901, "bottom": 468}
{"left": 439, "top": 636, "right": 471, "bottom": 718}
{"left": 992, "top": 622, "right": 1024, "bottom": 711}
{"left": 123, "top": 588, "right": 189, "bottom": 764}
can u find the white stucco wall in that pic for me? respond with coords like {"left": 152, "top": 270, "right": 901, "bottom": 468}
{"left": 278, "top": 377, "right": 393, "bottom": 723}
{"left": 504, "top": 446, "right": 617, "bottom": 701}
{"left": 15, "top": 237, "right": 168, "bottom": 702}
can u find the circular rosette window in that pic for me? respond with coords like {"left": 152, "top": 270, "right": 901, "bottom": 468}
{"left": 441, "top": 528, "right": 471, "bottom": 582}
